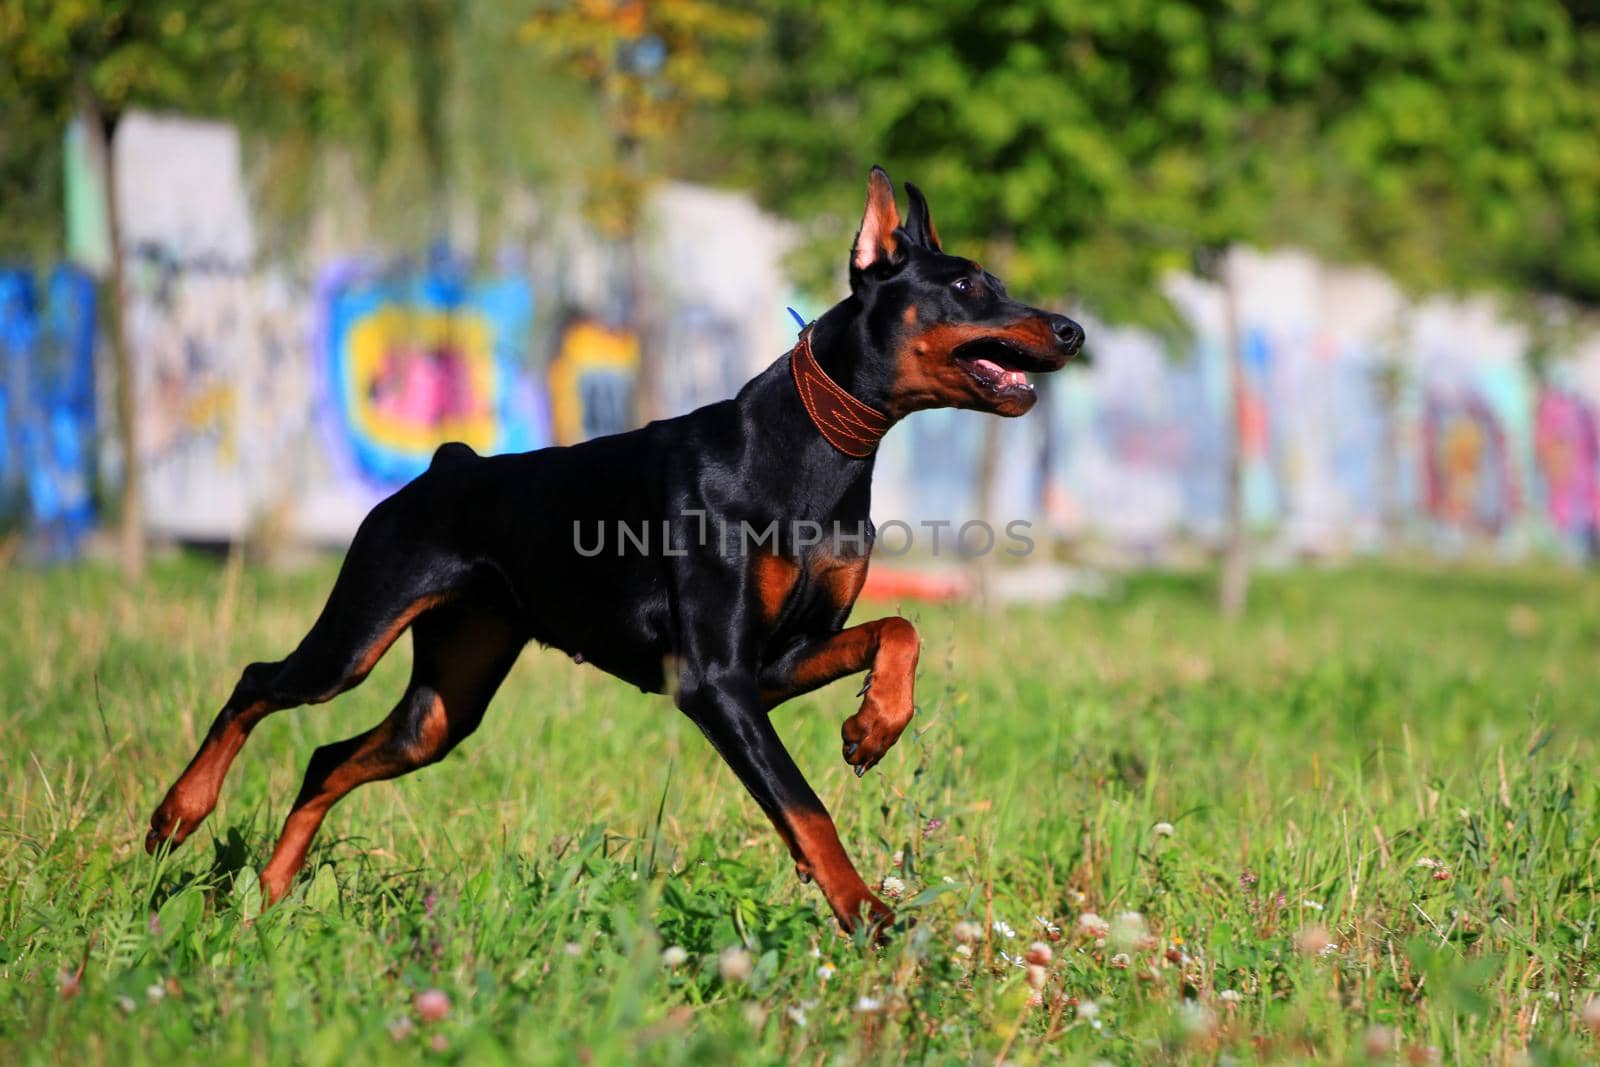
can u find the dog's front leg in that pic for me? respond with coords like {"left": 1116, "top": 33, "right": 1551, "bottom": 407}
{"left": 678, "top": 664, "right": 891, "bottom": 934}
{"left": 758, "top": 616, "right": 921, "bottom": 776}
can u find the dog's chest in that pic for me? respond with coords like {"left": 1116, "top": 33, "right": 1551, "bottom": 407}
{"left": 752, "top": 546, "right": 871, "bottom": 642}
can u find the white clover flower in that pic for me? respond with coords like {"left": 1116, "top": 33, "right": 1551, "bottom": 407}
{"left": 1109, "top": 911, "right": 1148, "bottom": 949}
{"left": 1076, "top": 912, "right": 1110, "bottom": 938}
{"left": 1295, "top": 925, "right": 1331, "bottom": 956}
{"left": 661, "top": 945, "right": 689, "bottom": 968}
{"left": 1077, "top": 999, "right": 1100, "bottom": 1020}
{"left": 1109, "top": 952, "right": 1131, "bottom": 969}
{"left": 1179, "top": 1002, "right": 1217, "bottom": 1036}
{"left": 880, "top": 875, "right": 906, "bottom": 899}
{"left": 1152, "top": 822, "right": 1175, "bottom": 837}
{"left": 953, "top": 920, "right": 983, "bottom": 943}
{"left": 718, "top": 946, "right": 753, "bottom": 983}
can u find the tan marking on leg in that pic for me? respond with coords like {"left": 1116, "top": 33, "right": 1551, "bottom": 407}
{"left": 258, "top": 605, "right": 522, "bottom": 904}
{"left": 784, "top": 807, "right": 890, "bottom": 931}
{"left": 148, "top": 700, "right": 274, "bottom": 849}
{"left": 839, "top": 616, "right": 920, "bottom": 773}
{"left": 259, "top": 700, "right": 435, "bottom": 904}
{"left": 777, "top": 627, "right": 876, "bottom": 699}
{"left": 349, "top": 594, "right": 447, "bottom": 680}
{"left": 148, "top": 593, "right": 449, "bottom": 854}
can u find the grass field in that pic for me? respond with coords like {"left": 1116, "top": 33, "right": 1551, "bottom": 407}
{"left": 3, "top": 557, "right": 1599, "bottom": 1064}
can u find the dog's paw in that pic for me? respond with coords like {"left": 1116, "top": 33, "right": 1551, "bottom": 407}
{"left": 840, "top": 691, "right": 913, "bottom": 776}
{"left": 145, "top": 793, "right": 209, "bottom": 854}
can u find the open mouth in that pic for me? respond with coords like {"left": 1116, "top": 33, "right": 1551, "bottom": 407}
{"left": 953, "top": 338, "right": 1055, "bottom": 399}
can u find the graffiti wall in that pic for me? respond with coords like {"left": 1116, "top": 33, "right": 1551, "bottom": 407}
{"left": 879, "top": 248, "right": 1600, "bottom": 561}
{"left": 1535, "top": 388, "right": 1600, "bottom": 554}
{"left": 318, "top": 257, "right": 544, "bottom": 487}
{"left": 126, "top": 249, "right": 547, "bottom": 542}
{"left": 0, "top": 266, "right": 97, "bottom": 559}
{"left": 92, "top": 111, "right": 1600, "bottom": 559}
{"left": 115, "top": 113, "right": 548, "bottom": 543}
{"left": 126, "top": 249, "right": 313, "bottom": 540}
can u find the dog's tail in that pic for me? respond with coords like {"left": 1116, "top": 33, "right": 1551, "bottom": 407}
{"left": 429, "top": 441, "right": 479, "bottom": 472}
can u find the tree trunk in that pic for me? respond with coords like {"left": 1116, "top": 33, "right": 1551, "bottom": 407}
{"left": 622, "top": 135, "right": 660, "bottom": 427}
{"left": 84, "top": 90, "right": 144, "bottom": 578}
{"left": 1376, "top": 363, "right": 1403, "bottom": 547}
{"left": 1217, "top": 254, "right": 1248, "bottom": 619}
{"left": 974, "top": 418, "right": 1002, "bottom": 611}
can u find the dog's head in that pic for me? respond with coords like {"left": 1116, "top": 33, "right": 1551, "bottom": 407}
{"left": 845, "top": 166, "right": 1084, "bottom": 418}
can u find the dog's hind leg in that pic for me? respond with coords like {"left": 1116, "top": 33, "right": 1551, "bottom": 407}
{"left": 257, "top": 599, "right": 523, "bottom": 904}
{"left": 146, "top": 510, "right": 474, "bottom": 854}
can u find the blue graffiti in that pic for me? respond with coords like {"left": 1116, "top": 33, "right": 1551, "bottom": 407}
{"left": 0, "top": 266, "right": 97, "bottom": 560}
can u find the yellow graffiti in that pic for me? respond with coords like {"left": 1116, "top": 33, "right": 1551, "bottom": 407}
{"left": 547, "top": 320, "right": 639, "bottom": 445}
{"left": 345, "top": 306, "right": 498, "bottom": 453}
{"left": 180, "top": 383, "right": 238, "bottom": 463}
{"left": 1439, "top": 417, "right": 1486, "bottom": 522}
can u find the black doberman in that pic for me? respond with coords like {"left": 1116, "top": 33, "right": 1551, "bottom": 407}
{"left": 146, "top": 167, "right": 1084, "bottom": 932}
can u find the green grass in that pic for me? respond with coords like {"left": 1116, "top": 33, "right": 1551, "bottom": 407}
{"left": 3, "top": 557, "right": 1599, "bottom": 1064}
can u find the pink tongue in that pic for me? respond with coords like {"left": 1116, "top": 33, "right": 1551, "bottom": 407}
{"left": 973, "top": 358, "right": 1029, "bottom": 389}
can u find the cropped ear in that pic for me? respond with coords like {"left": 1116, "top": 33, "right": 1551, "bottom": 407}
{"left": 851, "top": 166, "right": 903, "bottom": 272}
{"left": 903, "top": 181, "right": 942, "bottom": 251}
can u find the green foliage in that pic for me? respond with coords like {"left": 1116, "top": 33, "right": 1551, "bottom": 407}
{"left": 4, "top": 558, "right": 1600, "bottom": 1062}
{"left": 520, "top": 0, "right": 761, "bottom": 238}
{"left": 714, "top": 0, "right": 1600, "bottom": 319}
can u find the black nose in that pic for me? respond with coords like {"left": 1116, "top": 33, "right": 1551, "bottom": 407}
{"left": 1049, "top": 314, "right": 1084, "bottom": 354}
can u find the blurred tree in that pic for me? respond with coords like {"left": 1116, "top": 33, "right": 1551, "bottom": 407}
{"left": 1, "top": 0, "right": 278, "bottom": 577}
{"left": 519, "top": 0, "right": 760, "bottom": 422}
{"left": 714, "top": 0, "right": 1600, "bottom": 612}
{"left": 0, "top": 0, "right": 566, "bottom": 572}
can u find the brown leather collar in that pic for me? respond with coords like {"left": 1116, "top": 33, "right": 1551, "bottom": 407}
{"left": 788, "top": 326, "right": 891, "bottom": 458}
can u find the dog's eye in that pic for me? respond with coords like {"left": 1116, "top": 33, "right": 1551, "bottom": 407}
{"left": 951, "top": 277, "right": 973, "bottom": 295}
